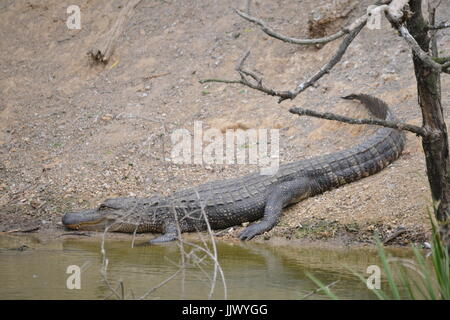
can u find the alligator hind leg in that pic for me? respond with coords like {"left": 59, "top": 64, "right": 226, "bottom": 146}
{"left": 239, "top": 178, "right": 312, "bottom": 241}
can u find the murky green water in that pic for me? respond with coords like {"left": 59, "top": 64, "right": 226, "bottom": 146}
{"left": 0, "top": 234, "right": 415, "bottom": 300}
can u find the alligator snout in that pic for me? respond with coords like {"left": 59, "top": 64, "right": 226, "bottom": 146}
{"left": 62, "top": 209, "right": 105, "bottom": 230}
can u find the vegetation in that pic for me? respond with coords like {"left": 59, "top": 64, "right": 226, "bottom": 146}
{"left": 308, "top": 218, "right": 449, "bottom": 300}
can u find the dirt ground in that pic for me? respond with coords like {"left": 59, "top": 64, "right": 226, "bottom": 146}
{"left": 0, "top": 0, "right": 449, "bottom": 247}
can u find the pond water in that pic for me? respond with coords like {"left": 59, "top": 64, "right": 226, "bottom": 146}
{"left": 0, "top": 234, "right": 415, "bottom": 300}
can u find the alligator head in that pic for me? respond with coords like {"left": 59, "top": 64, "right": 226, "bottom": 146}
{"left": 62, "top": 197, "right": 163, "bottom": 233}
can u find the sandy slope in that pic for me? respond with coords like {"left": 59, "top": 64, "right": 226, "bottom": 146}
{"left": 0, "top": 0, "right": 449, "bottom": 246}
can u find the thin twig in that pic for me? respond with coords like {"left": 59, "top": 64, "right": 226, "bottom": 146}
{"left": 194, "top": 189, "right": 227, "bottom": 300}
{"left": 386, "top": 257, "right": 426, "bottom": 279}
{"left": 58, "top": 232, "right": 91, "bottom": 237}
{"left": 234, "top": 8, "right": 350, "bottom": 45}
{"left": 131, "top": 224, "right": 138, "bottom": 248}
{"left": 179, "top": 238, "right": 228, "bottom": 296}
{"left": 104, "top": 281, "right": 126, "bottom": 300}
{"left": 171, "top": 200, "right": 187, "bottom": 299}
{"left": 442, "top": 61, "right": 450, "bottom": 73}
{"left": 246, "top": 0, "right": 251, "bottom": 15}
{"left": 428, "top": 0, "right": 441, "bottom": 95}
{"left": 285, "top": 22, "right": 365, "bottom": 102}
{"left": 99, "top": 202, "right": 140, "bottom": 299}
{"left": 383, "top": 227, "right": 407, "bottom": 244}
{"left": 139, "top": 269, "right": 182, "bottom": 300}
{"left": 302, "top": 280, "right": 340, "bottom": 300}
{"left": 200, "top": 50, "right": 292, "bottom": 100}
{"left": 143, "top": 72, "right": 171, "bottom": 81}
{"left": 100, "top": 225, "right": 122, "bottom": 300}
{"left": 1, "top": 227, "right": 40, "bottom": 234}
{"left": 427, "top": 22, "right": 450, "bottom": 30}
{"left": 289, "top": 106, "right": 427, "bottom": 137}
{"left": 198, "top": 78, "right": 242, "bottom": 85}
{"left": 119, "top": 280, "right": 125, "bottom": 300}
{"left": 396, "top": 25, "right": 449, "bottom": 74}
{"left": 201, "top": 18, "right": 366, "bottom": 103}
{"left": 428, "top": 1, "right": 439, "bottom": 58}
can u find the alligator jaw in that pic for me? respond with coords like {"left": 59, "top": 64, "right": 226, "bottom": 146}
{"left": 62, "top": 209, "right": 109, "bottom": 231}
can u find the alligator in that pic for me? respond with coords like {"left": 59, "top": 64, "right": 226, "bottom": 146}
{"left": 62, "top": 94, "right": 405, "bottom": 244}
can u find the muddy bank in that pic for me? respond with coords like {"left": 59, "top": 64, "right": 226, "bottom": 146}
{"left": 0, "top": 219, "right": 429, "bottom": 249}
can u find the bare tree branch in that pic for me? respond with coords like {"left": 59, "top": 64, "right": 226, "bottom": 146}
{"left": 433, "top": 56, "right": 450, "bottom": 64}
{"left": 246, "top": 0, "right": 251, "bottom": 15}
{"left": 428, "top": 2, "right": 439, "bottom": 58}
{"left": 428, "top": 21, "right": 450, "bottom": 30}
{"left": 200, "top": 50, "right": 293, "bottom": 100}
{"left": 428, "top": 0, "right": 442, "bottom": 95}
{"left": 234, "top": 8, "right": 349, "bottom": 45}
{"left": 284, "top": 22, "right": 365, "bottom": 102}
{"left": 289, "top": 105, "right": 427, "bottom": 137}
{"left": 381, "top": 0, "right": 449, "bottom": 75}
{"left": 207, "top": 0, "right": 413, "bottom": 104}
{"left": 396, "top": 25, "right": 450, "bottom": 74}
{"left": 233, "top": 0, "right": 391, "bottom": 46}
{"left": 442, "top": 61, "right": 450, "bottom": 72}
{"left": 201, "top": 0, "right": 448, "bottom": 107}
{"left": 200, "top": 21, "right": 365, "bottom": 103}
{"left": 203, "top": 2, "right": 428, "bottom": 102}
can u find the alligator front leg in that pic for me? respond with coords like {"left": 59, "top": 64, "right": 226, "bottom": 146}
{"left": 239, "top": 178, "right": 312, "bottom": 241}
{"left": 142, "top": 222, "right": 178, "bottom": 245}
{"left": 147, "top": 232, "right": 178, "bottom": 244}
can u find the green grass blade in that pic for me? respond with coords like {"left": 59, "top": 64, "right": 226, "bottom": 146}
{"left": 346, "top": 267, "right": 388, "bottom": 300}
{"left": 411, "top": 246, "right": 437, "bottom": 300}
{"left": 375, "top": 238, "right": 401, "bottom": 299}
{"left": 429, "top": 219, "right": 450, "bottom": 299}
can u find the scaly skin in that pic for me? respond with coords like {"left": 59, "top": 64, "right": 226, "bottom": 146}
{"left": 62, "top": 94, "right": 405, "bottom": 244}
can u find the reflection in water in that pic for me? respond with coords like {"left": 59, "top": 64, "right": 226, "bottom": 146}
{"left": 0, "top": 234, "right": 414, "bottom": 299}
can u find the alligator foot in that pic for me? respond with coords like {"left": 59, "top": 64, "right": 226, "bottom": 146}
{"left": 239, "top": 222, "right": 271, "bottom": 241}
{"left": 136, "top": 232, "right": 178, "bottom": 246}
{"left": 149, "top": 232, "right": 178, "bottom": 244}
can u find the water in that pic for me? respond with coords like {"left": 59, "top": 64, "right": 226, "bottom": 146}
{"left": 0, "top": 234, "right": 414, "bottom": 300}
